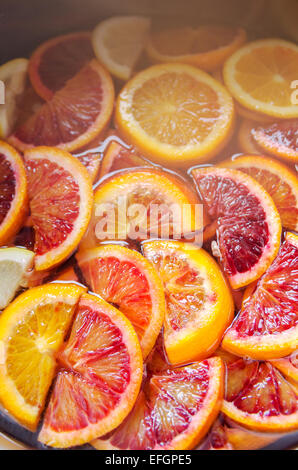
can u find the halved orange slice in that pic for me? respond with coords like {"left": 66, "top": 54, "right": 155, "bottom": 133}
{"left": 251, "top": 119, "right": 298, "bottom": 162}
{"left": 0, "top": 140, "right": 28, "bottom": 245}
{"left": 24, "top": 147, "right": 93, "bottom": 271}
{"left": 115, "top": 63, "right": 234, "bottom": 168}
{"left": 191, "top": 167, "right": 281, "bottom": 289}
{"left": 142, "top": 240, "right": 234, "bottom": 365}
{"left": 220, "top": 155, "right": 298, "bottom": 231}
{"left": 28, "top": 32, "right": 94, "bottom": 101}
{"left": 10, "top": 60, "right": 114, "bottom": 153}
{"left": 39, "top": 293, "right": 143, "bottom": 448}
{"left": 0, "top": 283, "right": 86, "bottom": 430}
{"left": 146, "top": 25, "right": 246, "bottom": 71}
{"left": 219, "top": 350, "right": 298, "bottom": 433}
{"left": 223, "top": 39, "right": 298, "bottom": 119}
{"left": 76, "top": 244, "right": 165, "bottom": 358}
{"left": 81, "top": 168, "right": 201, "bottom": 248}
{"left": 222, "top": 232, "right": 298, "bottom": 359}
{"left": 93, "top": 356, "right": 224, "bottom": 450}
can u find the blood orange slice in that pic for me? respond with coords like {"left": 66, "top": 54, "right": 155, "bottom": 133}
{"left": 222, "top": 232, "right": 298, "bottom": 360}
{"left": 142, "top": 240, "right": 234, "bottom": 365}
{"left": 251, "top": 119, "right": 298, "bottom": 163}
{"left": 24, "top": 147, "right": 93, "bottom": 271}
{"left": 191, "top": 167, "right": 281, "bottom": 289}
{"left": 39, "top": 293, "right": 143, "bottom": 448}
{"left": 93, "top": 356, "right": 224, "bottom": 450}
{"left": 99, "top": 140, "right": 153, "bottom": 179}
{"left": 28, "top": 32, "right": 94, "bottom": 101}
{"left": 219, "top": 350, "right": 298, "bottom": 432}
{"left": 270, "top": 356, "right": 298, "bottom": 384}
{"left": 0, "top": 140, "right": 28, "bottom": 245}
{"left": 10, "top": 60, "right": 114, "bottom": 153}
{"left": 220, "top": 155, "right": 298, "bottom": 231}
{"left": 76, "top": 244, "right": 165, "bottom": 358}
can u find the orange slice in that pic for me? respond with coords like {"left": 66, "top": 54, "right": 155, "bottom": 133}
{"left": 115, "top": 63, "right": 234, "bottom": 168}
{"left": 54, "top": 266, "right": 79, "bottom": 283}
{"left": 220, "top": 155, "right": 298, "bottom": 231}
{"left": 24, "top": 147, "right": 93, "bottom": 271}
{"left": 76, "top": 244, "right": 165, "bottom": 359}
{"left": 10, "top": 60, "right": 114, "bottom": 153}
{"left": 270, "top": 356, "right": 298, "bottom": 384}
{"left": 223, "top": 39, "right": 298, "bottom": 119}
{"left": 39, "top": 293, "right": 143, "bottom": 448}
{"left": 142, "top": 240, "right": 234, "bottom": 365}
{"left": 222, "top": 232, "right": 298, "bottom": 360}
{"left": 191, "top": 167, "right": 281, "bottom": 289}
{"left": 251, "top": 119, "right": 298, "bottom": 162}
{"left": 99, "top": 140, "right": 153, "bottom": 179}
{"left": 147, "top": 25, "right": 246, "bottom": 71}
{"left": 93, "top": 356, "right": 224, "bottom": 450}
{"left": 0, "top": 140, "right": 28, "bottom": 245}
{"left": 219, "top": 350, "right": 298, "bottom": 433}
{"left": 81, "top": 168, "right": 201, "bottom": 248}
{"left": 0, "top": 283, "right": 86, "bottom": 430}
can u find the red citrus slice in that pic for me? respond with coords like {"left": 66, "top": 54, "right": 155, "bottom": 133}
{"left": 93, "top": 356, "right": 224, "bottom": 450}
{"left": 219, "top": 350, "right": 298, "bottom": 433}
{"left": 251, "top": 119, "right": 298, "bottom": 162}
{"left": 28, "top": 32, "right": 94, "bottom": 101}
{"left": 223, "top": 232, "right": 298, "bottom": 360}
{"left": 76, "top": 244, "right": 165, "bottom": 359}
{"left": 39, "top": 293, "right": 143, "bottom": 448}
{"left": 9, "top": 60, "right": 114, "bottom": 153}
{"left": 24, "top": 147, "right": 93, "bottom": 271}
{"left": 99, "top": 140, "right": 153, "bottom": 179}
{"left": 270, "top": 356, "right": 298, "bottom": 384}
{"left": 220, "top": 155, "right": 298, "bottom": 231}
{"left": 0, "top": 140, "right": 28, "bottom": 245}
{"left": 191, "top": 167, "right": 281, "bottom": 289}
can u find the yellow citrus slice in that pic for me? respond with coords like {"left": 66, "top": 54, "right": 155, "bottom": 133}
{"left": 146, "top": 25, "right": 246, "bottom": 71}
{"left": 0, "top": 283, "right": 86, "bottom": 430}
{"left": 223, "top": 39, "right": 298, "bottom": 119}
{"left": 142, "top": 240, "right": 234, "bottom": 365}
{"left": 92, "top": 16, "right": 151, "bottom": 81}
{"left": 115, "top": 63, "right": 235, "bottom": 168}
{"left": 0, "top": 247, "right": 34, "bottom": 309}
{"left": 0, "top": 58, "right": 28, "bottom": 138}
{"left": 220, "top": 155, "right": 298, "bottom": 231}
{"left": 76, "top": 244, "right": 165, "bottom": 359}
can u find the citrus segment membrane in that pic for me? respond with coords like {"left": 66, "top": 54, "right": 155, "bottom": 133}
{"left": 77, "top": 245, "right": 165, "bottom": 358}
{"left": 191, "top": 167, "right": 281, "bottom": 289}
{"left": 222, "top": 232, "right": 298, "bottom": 360}
{"left": 39, "top": 293, "right": 143, "bottom": 448}
{"left": 142, "top": 240, "right": 234, "bottom": 365}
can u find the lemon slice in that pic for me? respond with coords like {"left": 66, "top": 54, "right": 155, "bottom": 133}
{"left": 0, "top": 58, "right": 28, "bottom": 138}
{"left": 92, "top": 16, "right": 151, "bottom": 80}
{"left": 0, "top": 247, "right": 34, "bottom": 310}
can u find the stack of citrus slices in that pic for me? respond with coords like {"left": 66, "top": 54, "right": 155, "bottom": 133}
{"left": 0, "top": 14, "right": 297, "bottom": 451}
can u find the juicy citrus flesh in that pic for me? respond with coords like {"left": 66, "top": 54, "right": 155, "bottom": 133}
{"left": 222, "top": 232, "right": 298, "bottom": 360}
{"left": 270, "top": 356, "right": 298, "bottom": 383}
{"left": 251, "top": 119, "right": 298, "bottom": 162}
{"left": 0, "top": 140, "right": 28, "bottom": 245}
{"left": 115, "top": 63, "right": 234, "bottom": 167}
{"left": 142, "top": 240, "right": 234, "bottom": 365}
{"left": 24, "top": 147, "right": 93, "bottom": 271}
{"left": 39, "top": 293, "right": 143, "bottom": 448}
{"left": 219, "top": 350, "right": 298, "bottom": 432}
{"left": 29, "top": 32, "right": 94, "bottom": 101}
{"left": 0, "top": 283, "right": 86, "bottom": 430}
{"left": 223, "top": 39, "right": 298, "bottom": 118}
{"left": 147, "top": 26, "right": 246, "bottom": 71}
{"left": 93, "top": 356, "right": 224, "bottom": 450}
{"left": 221, "top": 155, "right": 298, "bottom": 231}
{"left": 10, "top": 60, "right": 114, "bottom": 152}
{"left": 82, "top": 168, "right": 200, "bottom": 247}
{"left": 191, "top": 167, "right": 281, "bottom": 289}
{"left": 76, "top": 244, "right": 165, "bottom": 358}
